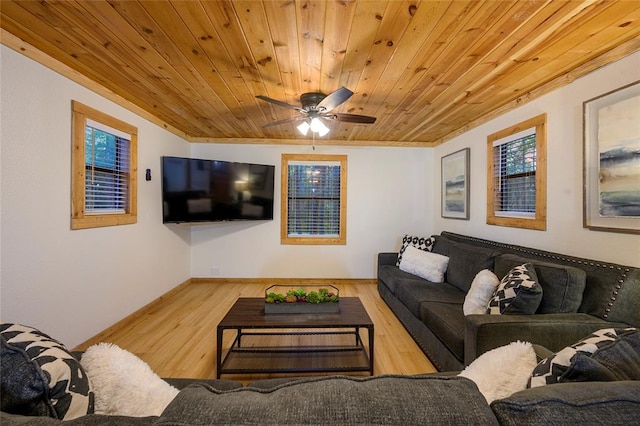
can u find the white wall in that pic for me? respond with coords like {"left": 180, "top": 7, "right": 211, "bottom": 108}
{"left": 188, "top": 144, "right": 433, "bottom": 278}
{"left": 433, "top": 52, "right": 640, "bottom": 267}
{"left": 0, "top": 46, "right": 191, "bottom": 347}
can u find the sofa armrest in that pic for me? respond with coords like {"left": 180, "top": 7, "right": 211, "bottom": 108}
{"left": 464, "top": 313, "right": 629, "bottom": 366}
{"left": 491, "top": 381, "right": 640, "bottom": 425}
{"left": 378, "top": 252, "right": 398, "bottom": 268}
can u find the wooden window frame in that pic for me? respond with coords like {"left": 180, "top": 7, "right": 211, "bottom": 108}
{"left": 281, "top": 153, "right": 347, "bottom": 245}
{"left": 487, "top": 113, "right": 547, "bottom": 230}
{"left": 71, "top": 101, "right": 138, "bottom": 229}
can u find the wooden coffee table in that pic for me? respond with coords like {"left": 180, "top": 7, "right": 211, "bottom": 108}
{"left": 216, "top": 297, "right": 374, "bottom": 378}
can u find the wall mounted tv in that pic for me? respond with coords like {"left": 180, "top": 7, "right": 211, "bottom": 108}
{"left": 161, "top": 156, "right": 275, "bottom": 224}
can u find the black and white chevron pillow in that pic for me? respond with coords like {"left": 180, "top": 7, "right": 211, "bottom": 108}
{"left": 486, "top": 263, "right": 542, "bottom": 315}
{"left": 529, "top": 327, "right": 640, "bottom": 387}
{"left": 396, "top": 234, "right": 435, "bottom": 266}
{"left": 0, "top": 323, "right": 94, "bottom": 420}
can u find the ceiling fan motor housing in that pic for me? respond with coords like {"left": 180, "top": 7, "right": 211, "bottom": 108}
{"left": 300, "top": 92, "right": 327, "bottom": 111}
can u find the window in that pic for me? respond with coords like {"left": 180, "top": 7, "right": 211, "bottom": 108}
{"left": 71, "top": 101, "right": 137, "bottom": 229}
{"left": 494, "top": 133, "right": 537, "bottom": 214}
{"left": 487, "top": 114, "right": 546, "bottom": 230}
{"left": 281, "top": 154, "right": 347, "bottom": 245}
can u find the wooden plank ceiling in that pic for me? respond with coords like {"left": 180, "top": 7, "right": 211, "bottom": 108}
{"left": 1, "top": 0, "right": 639, "bottom": 146}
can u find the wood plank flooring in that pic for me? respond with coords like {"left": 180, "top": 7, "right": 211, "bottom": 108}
{"left": 74, "top": 282, "right": 436, "bottom": 384}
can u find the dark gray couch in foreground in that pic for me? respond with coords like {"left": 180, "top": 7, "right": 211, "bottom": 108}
{"left": 2, "top": 374, "right": 639, "bottom": 425}
{"left": 378, "top": 231, "right": 640, "bottom": 371}
{"left": 3, "top": 314, "right": 640, "bottom": 424}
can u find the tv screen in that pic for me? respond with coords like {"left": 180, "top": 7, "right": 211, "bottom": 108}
{"left": 161, "top": 156, "right": 275, "bottom": 224}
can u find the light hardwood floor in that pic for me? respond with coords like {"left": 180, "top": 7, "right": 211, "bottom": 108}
{"left": 75, "top": 282, "right": 436, "bottom": 384}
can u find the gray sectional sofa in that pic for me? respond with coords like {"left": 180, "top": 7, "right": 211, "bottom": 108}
{"left": 377, "top": 231, "right": 640, "bottom": 371}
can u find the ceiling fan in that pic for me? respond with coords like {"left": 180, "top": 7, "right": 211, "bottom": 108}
{"left": 256, "top": 87, "right": 376, "bottom": 136}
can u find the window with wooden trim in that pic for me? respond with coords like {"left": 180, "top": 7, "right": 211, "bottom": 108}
{"left": 281, "top": 154, "right": 347, "bottom": 245}
{"left": 487, "top": 113, "right": 547, "bottom": 230}
{"left": 71, "top": 101, "right": 137, "bottom": 229}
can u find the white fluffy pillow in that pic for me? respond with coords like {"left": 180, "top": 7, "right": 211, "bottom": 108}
{"left": 80, "top": 343, "right": 179, "bottom": 417}
{"left": 458, "top": 341, "right": 537, "bottom": 404}
{"left": 463, "top": 269, "right": 500, "bottom": 315}
{"left": 399, "top": 245, "right": 449, "bottom": 283}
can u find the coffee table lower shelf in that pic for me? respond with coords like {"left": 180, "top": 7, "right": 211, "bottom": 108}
{"left": 218, "top": 330, "right": 372, "bottom": 376}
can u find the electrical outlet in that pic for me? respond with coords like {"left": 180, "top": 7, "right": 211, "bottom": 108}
{"left": 210, "top": 266, "right": 220, "bottom": 276}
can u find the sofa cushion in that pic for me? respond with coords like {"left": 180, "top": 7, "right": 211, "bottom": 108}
{"left": 396, "top": 234, "right": 436, "bottom": 266}
{"left": 420, "top": 302, "right": 465, "bottom": 361}
{"left": 0, "top": 323, "right": 94, "bottom": 420}
{"left": 431, "top": 234, "right": 451, "bottom": 256}
{"left": 529, "top": 327, "right": 640, "bottom": 387}
{"left": 399, "top": 245, "right": 449, "bottom": 283}
{"left": 446, "top": 242, "right": 500, "bottom": 292}
{"left": 396, "top": 280, "right": 466, "bottom": 318}
{"left": 491, "top": 381, "right": 640, "bottom": 426}
{"left": 495, "top": 254, "right": 586, "bottom": 314}
{"left": 464, "top": 269, "right": 500, "bottom": 315}
{"left": 377, "top": 265, "right": 426, "bottom": 294}
{"left": 158, "top": 375, "right": 499, "bottom": 425}
{"left": 487, "top": 263, "right": 543, "bottom": 315}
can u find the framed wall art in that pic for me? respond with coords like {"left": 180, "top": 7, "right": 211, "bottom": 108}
{"left": 583, "top": 81, "right": 640, "bottom": 234}
{"left": 441, "top": 148, "right": 470, "bottom": 220}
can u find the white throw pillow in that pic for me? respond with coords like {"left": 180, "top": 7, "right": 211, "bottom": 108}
{"left": 399, "top": 245, "right": 449, "bottom": 283}
{"left": 458, "top": 341, "right": 537, "bottom": 404}
{"left": 463, "top": 269, "right": 500, "bottom": 315}
{"left": 80, "top": 343, "right": 179, "bottom": 417}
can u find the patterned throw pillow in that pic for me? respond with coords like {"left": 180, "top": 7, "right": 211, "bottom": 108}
{"left": 528, "top": 327, "right": 640, "bottom": 388}
{"left": 486, "top": 263, "right": 543, "bottom": 315}
{"left": 396, "top": 234, "right": 435, "bottom": 266}
{"left": 0, "top": 323, "right": 94, "bottom": 420}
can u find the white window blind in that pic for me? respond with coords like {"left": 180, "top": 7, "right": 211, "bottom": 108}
{"left": 492, "top": 127, "right": 537, "bottom": 217}
{"left": 287, "top": 161, "right": 341, "bottom": 237}
{"left": 85, "top": 121, "right": 131, "bottom": 214}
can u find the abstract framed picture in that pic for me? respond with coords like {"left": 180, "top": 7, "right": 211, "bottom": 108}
{"left": 441, "top": 148, "right": 470, "bottom": 220}
{"left": 583, "top": 81, "right": 640, "bottom": 234}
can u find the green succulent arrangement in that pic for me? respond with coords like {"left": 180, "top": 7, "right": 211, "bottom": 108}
{"left": 265, "top": 287, "right": 339, "bottom": 304}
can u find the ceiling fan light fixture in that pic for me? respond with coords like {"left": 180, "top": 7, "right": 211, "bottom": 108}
{"left": 310, "top": 117, "right": 329, "bottom": 137}
{"left": 297, "top": 121, "right": 310, "bottom": 135}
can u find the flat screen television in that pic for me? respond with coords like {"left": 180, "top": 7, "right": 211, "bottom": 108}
{"left": 161, "top": 156, "right": 275, "bottom": 224}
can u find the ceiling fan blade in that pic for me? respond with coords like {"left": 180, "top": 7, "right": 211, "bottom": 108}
{"left": 256, "top": 95, "right": 305, "bottom": 113}
{"left": 329, "top": 113, "right": 377, "bottom": 124}
{"left": 261, "top": 116, "right": 307, "bottom": 128}
{"left": 316, "top": 87, "right": 353, "bottom": 112}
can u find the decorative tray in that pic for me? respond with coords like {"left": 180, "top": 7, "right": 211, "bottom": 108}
{"left": 264, "top": 285, "right": 339, "bottom": 314}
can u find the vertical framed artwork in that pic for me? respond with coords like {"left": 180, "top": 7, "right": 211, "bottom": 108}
{"left": 441, "top": 148, "right": 470, "bottom": 219}
{"left": 583, "top": 81, "right": 640, "bottom": 234}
